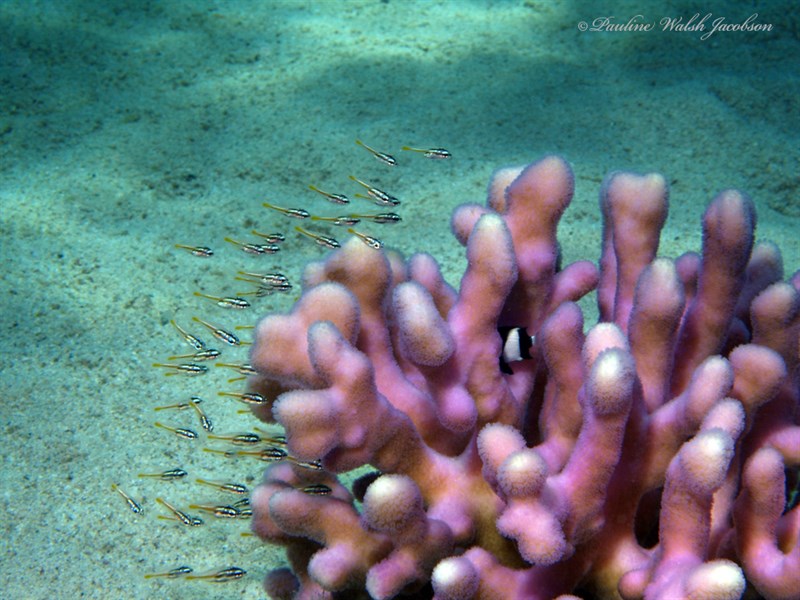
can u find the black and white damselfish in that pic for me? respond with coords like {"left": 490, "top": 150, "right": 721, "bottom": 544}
{"left": 498, "top": 326, "right": 535, "bottom": 374}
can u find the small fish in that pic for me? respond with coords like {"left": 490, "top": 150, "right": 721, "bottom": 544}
{"left": 235, "top": 274, "right": 293, "bottom": 296}
{"left": 349, "top": 176, "right": 400, "bottom": 206}
{"left": 154, "top": 397, "right": 203, "bottom": 412}
{"left": 223, "top": 237, "right": 279, "bottom": 255}
{"left": 238, "top": 285, "right": 288, "bottom": 298}
{"left": 309, "top": 184, "right": 349, "bottom": 205}
{"left": 262, "top": 201, "right": 310, "bottom": 219}
{"left": 348, "top": 212, "right": 401, "bottom": 224}
{"left": 202, "top": 447, "right": 237, "bottom": 459}
{"left": 175, "top": 244, "right": 214, "bottom": 257}
{"left": 111, "top": 483, "right": 143, "bottom": 514}
{"left": 154, "top": 421, "right": 199, "bottom": 440}
{"left": 250, "top": 230, "right": 285, "bottom": 244}
{"left": 497, "top": 326, "right": 535, "bottom": 375}
{"left": 301, "top": 483, "right": 332, "bottom": 496}
{"left": 188, "top": 503, "right": 240, "bottom": 518}
{"left": 193, "top": 292, "right": 251, "bottom": 310}
{"left": 354, "top": 192, "right": 401, "bottom": 208}
{"left": 138, "top": 468, "right": 189, "bottom": 481}
{"left": 217, "top": 390, "right": 267, "bottom": 406}
{"left": 232, "top": 497, "right": 250, "bottom": 509}
{"left": 152, "top": 362, "right": 209, "bottom": 377}
{"left": 207, "top": 432, "right": 263, "bottom": 446}
{"left": 156, "top": 497, "right": 203, "bottom": 527}
{"left": 252, "top": 426, "right": 287, "bottom": 446}
{"left": 355, "top": 139, "right": 397, "bottom": 166}
{"left": 214, "top": 362, "right": 257, "bottom": 376}
{"left": 236, "top": 271, "right": 290, "bottom": 287}
{"left": 144, "top": 566, "right": 193, "bottom": 579}
{"left": 289, "top": 457, "right": 324, "bottom": 471}
{"left": 191, "top": 316, "right": 240, "bottom": 346}
{"left": 189, "top": 398, "right": 213, "bottom": 432}
{"left": 310, "top": 214, "right": 361, "bottom": 227}
{"left": 401, "top": 146, "right": 452, "bottom": 159}
{"left": 167, "top": 348, "right": 221, "bottom": 361}
{"left": 294, "top": 225, "right": 340, "bottom": 250}
{"left": 231, "top": 446, "right": 288, "bottom": 462}
{"left": 347, "top": 228, "right": 383, "bottom": 250}
{"left": 185, "top": 566, "right": 246, "bottom": 583}
{"left": 170, "top": 319, "right": 205, "bottom": 351}
{"left": 195, "top": 478, "right": 248, "bottom": 495}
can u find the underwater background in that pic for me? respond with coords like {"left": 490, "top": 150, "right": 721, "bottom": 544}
{"left": 1, "top": 1, "right": 798, "bottom": 598}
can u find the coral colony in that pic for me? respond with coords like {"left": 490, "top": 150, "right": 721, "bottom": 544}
{"left": 245, "top": 155, "right": 800, "bottom": 599}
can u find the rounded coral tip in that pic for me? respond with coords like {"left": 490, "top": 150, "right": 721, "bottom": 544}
{"left": 498, "top": 448, "right": 547, "bottom": 498}
{"left": 685, "top": 560, "right": 745, "bottom": 600}
{"left": 362, "top": 474, "right": 423, "bottom": 533}
{"left": 431, "top": 556, "right": 479, "bottom": 600}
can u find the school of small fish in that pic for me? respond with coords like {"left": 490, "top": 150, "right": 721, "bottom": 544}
{"left": 111, "top": 140, "right": 450, "bottom": 591}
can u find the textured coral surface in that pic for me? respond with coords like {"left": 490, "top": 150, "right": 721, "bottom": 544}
{"left": 246, "top": 156, "right": 800, "bottom": 600}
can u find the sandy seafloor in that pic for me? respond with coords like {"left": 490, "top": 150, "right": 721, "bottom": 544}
{"left": 1, "top": 0, "right": 798, "bottom": 598}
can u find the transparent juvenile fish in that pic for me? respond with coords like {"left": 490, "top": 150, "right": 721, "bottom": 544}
{"left": 111, "top": 483, "right": 143, "bottom": 514}
{"left": 294, "top": 225, "right": 340, "bottom": 249}
{"left": 138, "top": 468, "right": 188, "bottom": 481}
{"left": 167, "top": 348, "right": 221, "bottom": 361}
{"left": 189, "top": 398, "right": 213, "bottom": 432}
{"left": 254, "top": 446, "right": 289, "bottom": 462}
{"left": 354, "top": 192, "right": 401, "bottom": 208}
{"left": 236, "top": 282, "right": 292, "bottom": 298}
{"left": 232, "top": 497, "right": 251, "bottom": 508}
{"left": 348, "top": 212, "right": 401, "bottom": 224}
{"left": 301, "top": 483, "right": 332, "bottom": 496}
{"left": 217, "top": 390, "right": 267, "bottom": 406}
{"left": 231, "top": 446, "right": 323, "bottom": 470}
{"left": 207, "top": 432, "right": 263, "bottom": 446}
{"left": 355, "top": 139, "right": 397, "bottom": 166}
{"left": 223, "top": 236, "right": 280, "bottom": 255}
{"left": 214, "top": 362, "right": 257, "bottom": 376}
{"left": 154, "top": 396, "right": 203, "bottom": 412}
{"left": 236, "top": 271, "right": 290, "bottom": 287}
{"left": 401, "top": 145, "right": 452, "bottom": 159}
{"left": 156, "top": 497, "right": 203, "bottom": 526}
{"left": 144, "top": 566, "right": 193, "bottom": 579}
{"left": 252, "top": 426, "right": 287, "bottom": 446}
{"left": 347, "top": 228, "right": 383, "bottom": 250}
{"left": 202, "top": 447, "right": 237, "bottom": 459}
{"left": 191, "top": 317, "right": 240, "bottom": 346}
{"left": 188, "top": 503, "right": 240, "bottom": 518}
{"left": 185, "top": 566, "right": 246, "bottom": 583}
{"left": 349, "top": 176, "right": 400, "bottom": 206}
{"left": 175, "top": 244, "right": 214, "bottom": 257}
{"left": 309, "top": 184, "right": 349, "bottom": 205}
{"left": 310, "top": 214, "right": 361, "bottom": 227}
{"left": 250, "top": 230, "right": 286, "bottom": 244}
{"left": 152, "top": 362, "right": 209, "bottom": 377}
{"left": 195, "top": 478, "right": 248, "bottom": 495}
{"left": 170, "top": 319, "right": 205, "bottom": 351}
{"left": 290, "top": 457, "right": 324, "bottom": 471}
{"left": 193, "top": 292, "right": 251, "bottom": 310}
{"left": 154, "top": 421, "right": 199, "bottom": 440}
{"left": 262, "top": 201, "right": 310, "bottom": 219}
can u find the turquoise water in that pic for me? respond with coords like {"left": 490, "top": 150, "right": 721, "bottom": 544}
{"left": 1, "top": 1, "right": 798, "bottom": 599}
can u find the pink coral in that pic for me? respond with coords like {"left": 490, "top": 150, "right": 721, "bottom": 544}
{"left": 247, "top": 156, "right": 800, "bottom": 600}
